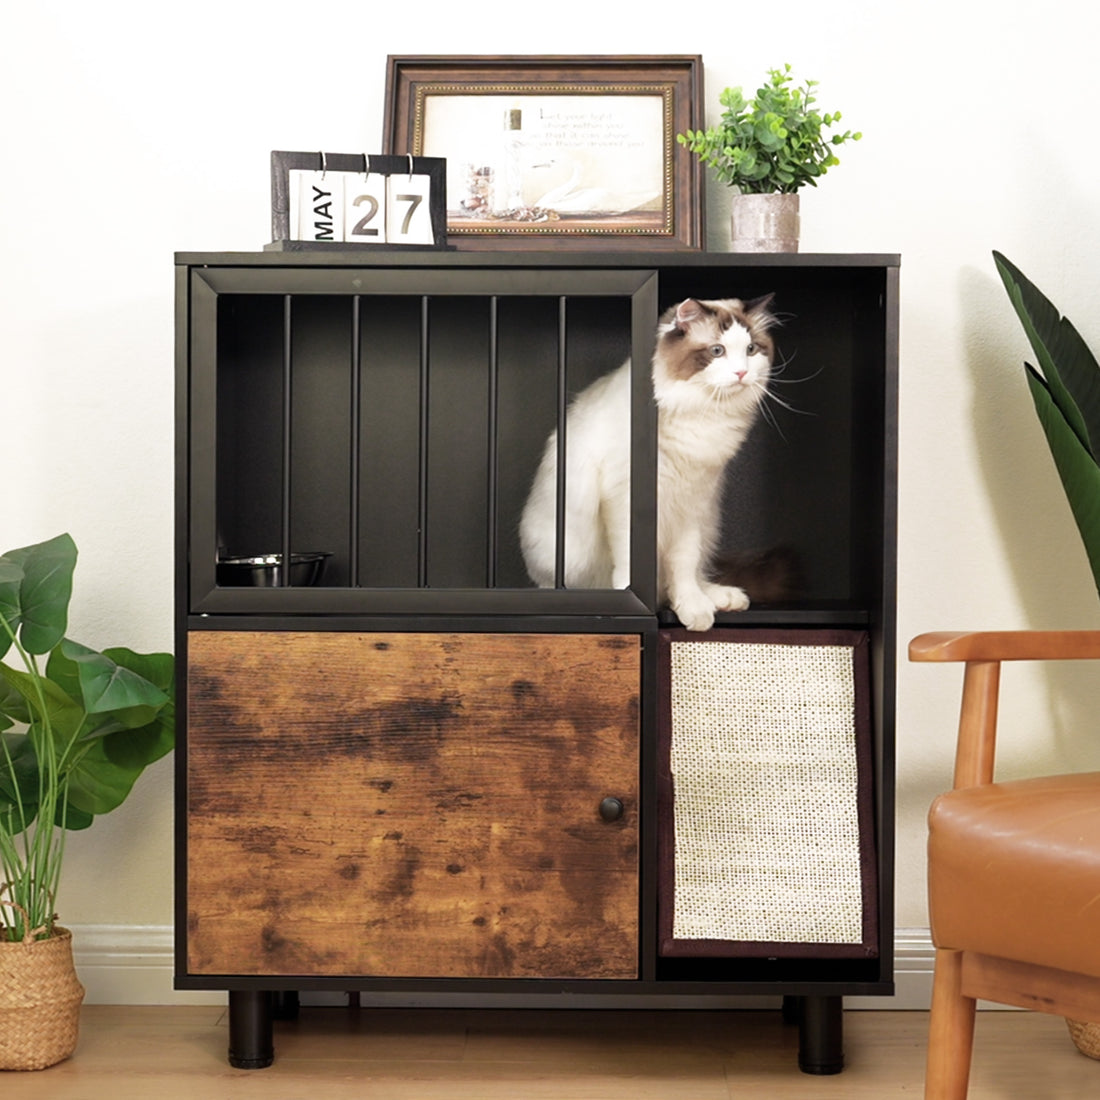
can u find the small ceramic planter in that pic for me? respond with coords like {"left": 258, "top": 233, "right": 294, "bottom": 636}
{"left": 730, "top": 193, "right": 800, "bottom": 253}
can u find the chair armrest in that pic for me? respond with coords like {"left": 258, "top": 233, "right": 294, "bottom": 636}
{"left": 910, "top": 631, "right": 1100, "bottom": 663}
{"left": 909, "top": 630, "right": 1100, "bottom": 789}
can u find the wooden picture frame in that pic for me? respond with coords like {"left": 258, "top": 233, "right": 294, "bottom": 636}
{"left": 383, "top": 55, "right": 704, "bottom": 251}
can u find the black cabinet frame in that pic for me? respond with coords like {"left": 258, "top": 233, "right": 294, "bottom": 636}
{"left": 174, "top": 249, "right": 899, "bottom": 1073}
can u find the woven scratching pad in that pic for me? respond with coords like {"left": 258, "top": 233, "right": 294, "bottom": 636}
{"left": 659, "top": 630, "right": 876, "bottom": 957}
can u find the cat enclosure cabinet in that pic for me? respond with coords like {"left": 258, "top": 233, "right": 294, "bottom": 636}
{"left": 174, "top": 249, "right": 899, "bottom": 1073}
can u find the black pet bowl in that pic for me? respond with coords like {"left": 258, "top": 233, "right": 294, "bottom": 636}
{"left": 216, "top": 552, "right": 332, "bottom": 587}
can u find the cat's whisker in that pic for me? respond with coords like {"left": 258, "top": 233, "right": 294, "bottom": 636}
{"left": 769, "top": 366, "right": 822, "bottom": 387}
{"left": 765, "top": 350, "right": 815, "bottom": 381}
{"left": 756, "top": 392, "right": 788, "bottom": 441}
{"left": 761, "top": 385, "right": 814, "bottom": 418}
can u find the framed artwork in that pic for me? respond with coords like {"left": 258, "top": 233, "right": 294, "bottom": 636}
{"left": 383, "top": 55, "right": 704, "bottom": 251}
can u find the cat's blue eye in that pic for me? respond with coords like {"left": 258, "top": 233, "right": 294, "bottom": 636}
{"left": 709, "top": 344, "right": 725, "bottom": 357}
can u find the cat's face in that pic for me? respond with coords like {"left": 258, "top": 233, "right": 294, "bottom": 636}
{"left": 651, "top": 296, "right": 776, "bottom": 410}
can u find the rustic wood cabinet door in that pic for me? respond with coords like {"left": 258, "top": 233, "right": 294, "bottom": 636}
{"left": 186, "top": 631, "right": 640, "bottom": 979}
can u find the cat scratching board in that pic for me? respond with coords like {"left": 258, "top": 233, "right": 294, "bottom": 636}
{"left": 657, "top": 628, "right": 877, "bottom": 958}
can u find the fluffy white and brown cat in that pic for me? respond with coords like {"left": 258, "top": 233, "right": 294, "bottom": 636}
{"left": 520, "top": 295, "right": 777, "bottom": 632}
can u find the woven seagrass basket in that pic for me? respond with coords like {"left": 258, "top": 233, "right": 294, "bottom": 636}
{"left": 1067, "top": 1018, "right": 1100, "bottom": 1061}
{"left": 0, "top": 901, "right": 85, "bottom": 1071}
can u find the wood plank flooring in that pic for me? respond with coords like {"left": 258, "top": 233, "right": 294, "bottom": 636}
{"left": 5, "top": 1005, "right": 1100, "bottom": 1098}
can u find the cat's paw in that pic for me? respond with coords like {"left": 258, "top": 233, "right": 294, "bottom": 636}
{"left": 672, "top": 591, "right": 717, "bottom": 632}
{"left": 704, "top": 582, "right": 751, "bottom": 612}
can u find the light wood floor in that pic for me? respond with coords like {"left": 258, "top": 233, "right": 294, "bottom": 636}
{"left": 6, "top": 1005, "right": 1100, "bottom": 1098}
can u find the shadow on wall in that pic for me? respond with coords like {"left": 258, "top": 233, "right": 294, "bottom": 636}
{"left": 960, "top": 260, "right": 1100, "bottom": 773}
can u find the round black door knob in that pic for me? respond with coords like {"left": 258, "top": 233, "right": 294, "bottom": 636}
{"left": 599, "top": 797, "right": 624, "bottom": 822}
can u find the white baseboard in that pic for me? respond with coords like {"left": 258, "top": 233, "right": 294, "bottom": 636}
{"left": 70, "top": 924, "right": 938, "bottom": 1010}
{"left": 69, "top": 924, "right": 222, "bottom": 1006}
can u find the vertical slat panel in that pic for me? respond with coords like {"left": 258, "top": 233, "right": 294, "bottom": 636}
{"left": 417, "top": 296, "right": 430, "bottom": 587}
{"left": 280, "top": 294, "right": 293, "bottom": 586}
{"left": 630, "top": 274, "right": 659, "bottom": 609}
{"left": 349, "top": 296, "right": 362, "bottom": 587}
{"left": 486, "top": 296, "right": 500, "bottom": 588}
{"left": 554, "top": 296, "right": 568, "bottom": 589}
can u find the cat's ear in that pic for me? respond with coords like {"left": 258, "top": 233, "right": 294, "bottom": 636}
{"left": 672, "top": 298, "right": 705, "bottom": 330}
{"left": 743, "top": 293, "right": 778, "bottom": 329}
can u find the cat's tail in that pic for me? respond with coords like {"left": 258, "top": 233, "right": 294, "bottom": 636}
{"left": 708, "top": 545, "right": 804, "bottom": 604}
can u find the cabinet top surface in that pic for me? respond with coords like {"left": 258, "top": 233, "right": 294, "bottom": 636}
{"left": 175, "top": 248, "right": 900, "bottom": 270}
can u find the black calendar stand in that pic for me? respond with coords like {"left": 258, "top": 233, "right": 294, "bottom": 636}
{"left": 268, "top": 150, "right": 448, "bottom": 251}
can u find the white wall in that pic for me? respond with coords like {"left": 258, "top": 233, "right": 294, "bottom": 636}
{"left": 5, "top": 0, "right": 1100, "bottom": 1003}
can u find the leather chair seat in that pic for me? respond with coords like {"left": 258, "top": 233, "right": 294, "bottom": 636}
{"left": 928, "top": 771, "right": 1100, "bottom": 978}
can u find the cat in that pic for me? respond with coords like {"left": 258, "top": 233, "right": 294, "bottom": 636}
{"left": 519, "top": 295, "right": 777, "bottom": 631}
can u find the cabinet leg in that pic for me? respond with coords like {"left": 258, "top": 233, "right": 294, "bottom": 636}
{"left": 227, "top": 990, "right": 274, "bottom": 1069}
{"left": 272, "top": 990, "right": 300, "bottom": 1020}
{"left": 797, "top": 995, "right": 844, "bottom": 1075}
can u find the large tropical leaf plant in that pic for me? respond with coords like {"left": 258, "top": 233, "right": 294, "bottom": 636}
{"left": 0, "top": 533, "right": 174, "bottom": 942}
{"left": 994, "top": 252, "right": 1100, "bottom": 597}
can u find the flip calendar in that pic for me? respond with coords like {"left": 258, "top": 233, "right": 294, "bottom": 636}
{"left": 270, "top": 152, "right": 447, "bottom": 250}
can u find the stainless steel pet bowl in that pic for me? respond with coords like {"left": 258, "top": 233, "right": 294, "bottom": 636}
{"left": 216, "top": 552, "right": 332, "bottom": 587}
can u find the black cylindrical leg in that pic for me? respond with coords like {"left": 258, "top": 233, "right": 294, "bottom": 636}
{"left": 798, "top": 995, "right": 844, "bottom": 1075}
{"left": 228, "top": 990, "right": 274, "bottom": 1069}
{"left": 272, "top": 990, "right": 300, "bottom": 1020}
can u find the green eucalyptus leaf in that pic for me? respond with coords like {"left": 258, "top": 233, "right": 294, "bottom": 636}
{"left": 676, "top": 65, "right": 858, "bottom": 193}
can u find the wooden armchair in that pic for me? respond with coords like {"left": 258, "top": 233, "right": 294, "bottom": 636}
{"left": 910, "top": 631, "right": 1100, "bottom": 1098}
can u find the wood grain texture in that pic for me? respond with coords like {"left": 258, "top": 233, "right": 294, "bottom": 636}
{"left": 45, "top": 1005, "right": 1100, "bottom": 1098}
{"left": 186, "top": 632, "right": 640, "bottom": 979}
{"left": 908, "top": 630, "right": 1100, "bottom": 663}
{"left": 962, "top": 954, "right": 1100, "bottom": 1022}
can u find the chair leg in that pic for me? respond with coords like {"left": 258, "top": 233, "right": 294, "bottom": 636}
{"left": 925, "top": 948, "right": 976, "bottom": 1099}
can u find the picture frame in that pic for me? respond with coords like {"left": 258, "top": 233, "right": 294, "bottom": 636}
{"left": 268, "top": 150, "right": 449, "bottom": 251}
{"left": 383, "top": 55, "right": 704, "bottom": 251}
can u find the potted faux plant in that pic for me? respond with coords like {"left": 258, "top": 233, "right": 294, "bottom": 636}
{"left": 678, "top": 64, "right": 861, "bottom": 252}
{"left": 994, "top": 251, "right": 1100, "bottom": 1058}
{"left": 0, "top": 532, "right": 174, "bottom": 1070}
